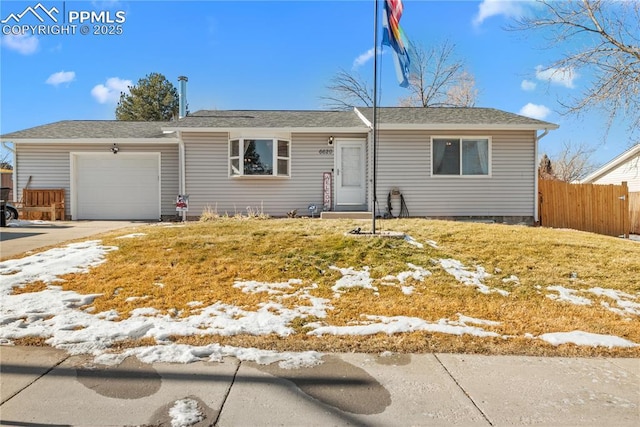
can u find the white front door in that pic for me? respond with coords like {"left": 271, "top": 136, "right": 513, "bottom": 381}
{"left": 335, "top": 139, "right": 366, "bottom": 209}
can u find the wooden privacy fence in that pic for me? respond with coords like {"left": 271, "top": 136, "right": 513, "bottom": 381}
{"left": 631, "top": 192, "right": 640, "bottom": 234}
{"left": 18, "top": 188, "right": 65, "bottom": 221}
{"left": 538, "top": 180, "right": 629, "bottom": 237}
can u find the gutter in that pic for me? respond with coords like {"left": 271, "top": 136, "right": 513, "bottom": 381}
{"left": 1, "top": 141, "right": 16, "bottom": 202}
{"left": 535, "top": 129, "right": 551, "bottom": 223}
{"left": 177, "top": 131, "right": 186, "bottom": 222}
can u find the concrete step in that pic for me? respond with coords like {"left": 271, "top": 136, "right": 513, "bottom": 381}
{"left": 320, "top": 211, "right": 372, "bottom": 220}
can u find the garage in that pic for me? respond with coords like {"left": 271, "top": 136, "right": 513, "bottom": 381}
{"left": 72, "top": 153, "right": 161, "bottom": 220}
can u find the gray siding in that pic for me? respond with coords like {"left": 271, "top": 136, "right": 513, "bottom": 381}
{"left": 183, "top": 132, "right": 368, "bottom": 217}
{"left": 15, "top": 143, "right": 179, "bottom": 219}
{"left": 374, "top": 130, "right": 537, "bottom": 217}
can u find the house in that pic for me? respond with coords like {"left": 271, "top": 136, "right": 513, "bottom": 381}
{"left": 580, "top": 144, "right": 640, "bottom": 192}
{"left": 0, "top": 105, "right": 558, "bottom": 223}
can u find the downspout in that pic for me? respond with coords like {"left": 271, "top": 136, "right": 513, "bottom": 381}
{"left": 535, "top": 129, "right": 550, "bottom": 224}
{"left": 178, "top": 131, "right": 186, "bottom": 222}
{"left": 1, "top": 141, "right": 16, "bottom": 202}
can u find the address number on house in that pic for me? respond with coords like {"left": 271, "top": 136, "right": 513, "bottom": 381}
{"left": 318, "top": 149, "right": 333, "bottom": 155}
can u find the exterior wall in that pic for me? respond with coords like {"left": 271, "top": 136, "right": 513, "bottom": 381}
{"left": 590, "top": 154, "right": 640, "bottom": 192}
{"left": 15, "top": 143, "right": 179, "bottom": 219}
{"left": 374, "top": 129, "right": 537, "bottom": 220}
{"left": 183, "top": 132, "right": 368, "bottom": 217}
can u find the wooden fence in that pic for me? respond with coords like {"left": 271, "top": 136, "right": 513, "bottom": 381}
{"left": 538, "top": 179, "right": 629, "bottom": 237}
{"left": 631, "top": 192, "right": 640, "bottom": 235}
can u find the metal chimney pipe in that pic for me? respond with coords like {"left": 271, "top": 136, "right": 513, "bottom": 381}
{"left": 178, "top": 76, "right": 188, "bottom": 119}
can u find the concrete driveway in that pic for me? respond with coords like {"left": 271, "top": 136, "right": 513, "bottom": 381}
{"left": 0, "top": 220, "right": 151, "bottom": 259}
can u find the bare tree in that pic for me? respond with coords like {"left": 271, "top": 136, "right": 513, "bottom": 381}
{"left": 546, "top": 141, "right": 598, "bottom": 182}
{"left": 320, "top": 69, "right": 374, "bottom": 110}
{"left": 511, "top": 0, "right": 640, "bottom": 142}
{"left": 322, "top": 40, "right": 478, "bottom": 109}
{"left": 398, "top": 40, "right": 477, "bottom": 107}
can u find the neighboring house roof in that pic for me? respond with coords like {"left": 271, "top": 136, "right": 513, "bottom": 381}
{"left": 0, "top": 120, "right": 173, "bottom": 140}
{"left": 1, "top": 107, "right": 559, "bottom": 140}
{"left": 580, "top": 144, "right": 640, "bottom": 184}
{"left": 355, "top": 107, "right": 559, "bottom": 130}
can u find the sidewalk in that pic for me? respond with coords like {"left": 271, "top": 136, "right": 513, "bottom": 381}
{"left": 1, "top": 345, "right": 638, "bottom": 426}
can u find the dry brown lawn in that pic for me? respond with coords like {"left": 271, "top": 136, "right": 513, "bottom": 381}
{"left": 12, "top": 218, "right": 640, "bottom": 357}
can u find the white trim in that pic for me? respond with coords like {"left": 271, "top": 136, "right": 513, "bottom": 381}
{"left": 580, "top": 144, "right": 640, "bottom": 184}
{"left": 378, "top": 124, "right": 558, "bottom": 131}
{"left": 160, "top": 124, "right": 557, "bottom": 133}
{"left": 161, "top": 127, "right": 368, "bottom": 134}
{"left": 430, "top": 136, "right": 492, "bottom": 178}
{"left": 11, "top": 138, "right": 178, "bottom": 144}
{"left": 229, "top": 130, "right": 291, "bottom": 140}
{"left": 335, "top": 138, "right": 367, "bottom": 207}
{"left": 353, "top": 107, "right": 372, "bottom": 128}
{"left": 228, "top": 137, "right": 291, "bottom": 178}
{"left": 70, "top": 152, "right": 161, "bottom": 220}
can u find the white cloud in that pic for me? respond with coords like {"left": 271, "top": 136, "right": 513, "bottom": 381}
{"left": 535, "top": 65, "right": 578, "bottom": 88}
{"left": 353, "top": 47, "right": 375, "bottom": 69}
{"left": 91, "top": 77, "right": 131, "bottom": 104}
{"left": 473, "top": 0, "right": 527, "bottom": 26}
{"left": 521, "top": 80, "right": 536, "bottom": 91}
{"left": 46, "top": 71, "right": 76, "bottom": 86}
{"left": 519, "top": 103, "right": 551, "bottom": 120}
{"left": 0, "top": 34, "right": 39, "bottom": 55}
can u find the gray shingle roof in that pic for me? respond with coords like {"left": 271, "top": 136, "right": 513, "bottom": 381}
{"left": 0, "top": 120, "right": 172, "bottom": 139}
{"left": 170, "top": 110, "right": 366, "bottom": 128}
{"left": 356, "top": 107, "right": 558, "bottom": 128}
{"left": 1, "top": 108, "right": 558, "bottom": 140}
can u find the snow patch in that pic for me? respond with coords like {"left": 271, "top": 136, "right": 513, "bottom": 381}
{"left": 538, "top": 331, "right": 638, "bottom": 348}
{"left": 170, "top": 398, "right": 203, "bottom": 427}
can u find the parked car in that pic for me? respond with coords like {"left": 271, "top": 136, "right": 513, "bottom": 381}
{"left": 4, "top": 203, "right": 18, "bottom": 220}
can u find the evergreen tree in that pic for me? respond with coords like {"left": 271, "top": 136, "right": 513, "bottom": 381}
{"left": 115, "top": 73, "right": 179, "bottom": 121}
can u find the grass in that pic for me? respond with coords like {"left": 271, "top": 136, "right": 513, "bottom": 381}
{"left": 11, "top": 218, "right": 640, "bottom": 357}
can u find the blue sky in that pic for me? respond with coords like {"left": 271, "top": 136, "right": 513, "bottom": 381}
{"left": 0, "top": 0, "right": 635, "bottom": 167}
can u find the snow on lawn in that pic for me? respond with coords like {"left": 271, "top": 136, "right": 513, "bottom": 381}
{"left": 0, "top": 240, "right": 117, "bottom": 294}
{"left": 437, "top": 258, "right": 509, "bottom": 296}
{"left": 545, "top": 285, "right": 640, "bottom": 317}
{"left": 308, "top": 314, "right": 502, "bottom": 338}
{"left": 539, "top": 331, "right": 638, "bottom": 348}
{"left": 0, "top": 238, "right": 637, "bottom": 368}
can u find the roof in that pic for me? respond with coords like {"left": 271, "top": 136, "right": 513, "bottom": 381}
{"left": 1, "top": 107, "right": 559, "bottom": 140}
{"left": 355, "top": 107, "right": 559, "bottom": 130}
{"left": 174, "top": 110, "right": 366, "bottom": 129}
{"left": 580, "top": 144, "right": 640, "bottom": 184}
{"left": 0, "top": 120, "right": 173, "bottom": 140}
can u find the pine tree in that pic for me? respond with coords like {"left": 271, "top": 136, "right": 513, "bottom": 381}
{"left": 115, "top": 73, "right": 179, "bottom": 121}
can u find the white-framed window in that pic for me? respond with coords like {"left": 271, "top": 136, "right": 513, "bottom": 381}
{"left": 229, "top": 138, "right": 290, "bottom": 177}
{"left": 432, "top": 137, "right": 490, "bottom": 176}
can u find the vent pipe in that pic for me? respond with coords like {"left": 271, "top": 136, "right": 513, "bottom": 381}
{"left": 178, "top": 76, "right": 188, "bottom": 119}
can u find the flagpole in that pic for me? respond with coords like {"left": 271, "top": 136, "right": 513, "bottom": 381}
{"left": 372, "top": 0, "right": 379, "bottom": 234}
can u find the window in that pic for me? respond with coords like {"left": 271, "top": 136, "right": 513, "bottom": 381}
{"left": 230, "top": 138, "right": 290, "bottom": 177}
{"left": 432, "top": 137, "right": 490, "bottom": 176}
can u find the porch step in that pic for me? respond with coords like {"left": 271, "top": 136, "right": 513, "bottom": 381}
{"left": 320, "top": 211, "right": 372, "bottom": 220}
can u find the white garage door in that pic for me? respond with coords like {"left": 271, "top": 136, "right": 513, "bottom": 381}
{"left": 74, "top": 153, "right": 160, "bottom": 220}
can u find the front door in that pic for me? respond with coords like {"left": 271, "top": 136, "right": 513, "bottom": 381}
{"left": 335, "top": 139, "right": 366, "bottom": 210}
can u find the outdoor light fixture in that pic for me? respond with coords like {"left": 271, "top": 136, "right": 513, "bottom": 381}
{"left": 111, "top": 144, "right": 119, "bottom": 154}
{"left": 328, "top": 136, "right": 334, "bottom": 146}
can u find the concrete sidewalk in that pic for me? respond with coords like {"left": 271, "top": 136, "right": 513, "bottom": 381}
{"left": 1, "top": 346, "right": 638, "bottom": 426}
{"left": 0, "top": 220, "right": 150, "bottom": 259}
